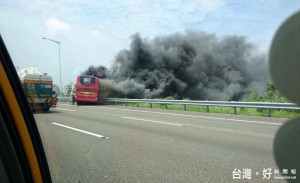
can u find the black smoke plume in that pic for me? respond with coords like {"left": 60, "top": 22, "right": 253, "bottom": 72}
{"left": 82, "top": 30, "right": 270, "bottom": 101}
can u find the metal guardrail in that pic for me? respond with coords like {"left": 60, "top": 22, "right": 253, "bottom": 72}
{"left": 57, "top": 97, "right": 71, "bottom": 102}
{"left": 107, "top": 98, "right": 300, "bottom": 117}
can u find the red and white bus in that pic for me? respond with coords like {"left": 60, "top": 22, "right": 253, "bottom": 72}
{"left": 75, "top": 75, "right": 99, "bottom": 104}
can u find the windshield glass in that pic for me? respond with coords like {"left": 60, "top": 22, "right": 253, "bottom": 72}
{"left": 1, "top": 0, "right": 300, "bottom": 182}
{"left": 80, "top": 76, "right": 95, "bottom": 85}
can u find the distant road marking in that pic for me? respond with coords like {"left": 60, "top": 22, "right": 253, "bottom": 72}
{"left": 55, "top": 108, "right": 76, "bottom": 112}
{"left": 122, "top": 117, "right": 184, "bottom": 127}
{"left": 52, "top": 122, "right": 109, "bottom": 139}
{"left": 88, "top": 106, "right": 283, "bottom": 126}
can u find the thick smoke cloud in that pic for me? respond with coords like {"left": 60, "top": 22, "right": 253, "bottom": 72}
{"left": 83, "top": 65, "right": 108, "bottom": 79}
{"left": 82, "top": 30, "right": 270, "bottom": 101}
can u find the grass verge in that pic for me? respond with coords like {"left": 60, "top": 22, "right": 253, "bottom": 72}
{"left": 117, "top": 102, "right": 300, "bottom": 118}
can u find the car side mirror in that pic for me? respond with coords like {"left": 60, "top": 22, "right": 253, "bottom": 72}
{"left": 52, "top": 91, "right": 57, "bottom": 98}
{"left": 270, "top": 11, "right": 300, "bottom": 180}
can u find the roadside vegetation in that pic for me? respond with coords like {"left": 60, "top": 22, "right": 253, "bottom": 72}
{"left": 118, "top": 84, "right": 300, "bottom": 118}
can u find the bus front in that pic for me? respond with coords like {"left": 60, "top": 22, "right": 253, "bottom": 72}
{"left": 75, "top": 75, "right": 99, "bottom": 104}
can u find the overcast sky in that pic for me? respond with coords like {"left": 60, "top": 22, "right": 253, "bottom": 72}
{"left": 0, "top": 0, "right": 299, "bottom": 87}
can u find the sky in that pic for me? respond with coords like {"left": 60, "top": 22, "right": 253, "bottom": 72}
{"left": 0, "top": 0, "right": 300, "bottom": 88}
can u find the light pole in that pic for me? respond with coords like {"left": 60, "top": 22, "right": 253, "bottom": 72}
{"left": 42, "top": 37, "right": 62, "bottom": 97}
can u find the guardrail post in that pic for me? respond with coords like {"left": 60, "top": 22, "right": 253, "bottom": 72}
{"left": 137, "top": 103, "right": 139, "bottom": 107}
{"left": 183, "top": 104, "right": 186, "bottom": 111}
{"left": 206, "top": 106, "right": 209, "bottom": 113}
{"left": 150, "top": 103, "right": 152, "bottom": 108}
{"left": 267, "top": 109, "right": 271, "bottom": 117}
{"left": 233, "top": 107, "right": 236, "bottom": 115}
{"left": 125, "top": 102, "right": 128, "bottom": 107}
{"left": 165, "top": 104, "right": 168, "bottom": 109}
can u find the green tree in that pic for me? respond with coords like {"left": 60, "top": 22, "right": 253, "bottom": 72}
{"left": 244, "top": 83, "right": 289, "bottom": 103}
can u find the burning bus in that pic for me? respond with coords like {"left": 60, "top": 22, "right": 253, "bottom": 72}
{"left": 75, "top": 75, "right": 99, "bottom": 105}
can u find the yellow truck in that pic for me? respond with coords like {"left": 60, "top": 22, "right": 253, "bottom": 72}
{"left": 19, "top": 67, "right": 55, "bottom": 112}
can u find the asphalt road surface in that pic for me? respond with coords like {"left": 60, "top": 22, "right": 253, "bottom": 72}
{"left": 34, "top": 104, "right": 290, "bottom": 183}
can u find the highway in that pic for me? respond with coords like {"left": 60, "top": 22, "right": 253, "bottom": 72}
{"left": 34, "top": 104, "right": 288, "bottom": 183}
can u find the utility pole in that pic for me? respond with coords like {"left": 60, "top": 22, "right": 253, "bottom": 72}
{"left": 42, "top": 37, "right": 62, "bottom": 96}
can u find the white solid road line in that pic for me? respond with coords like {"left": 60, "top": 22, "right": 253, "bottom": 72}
{"left": 92, "top": 106, "right": 283, "bottom": 126}
{"left": 122, "top": 116, "right": 184, "bottom": 127}
{"left": 55, "top": 108, "right": 76, "bottom": 112}
{"left": 52, "top": 122, "right": 109, "bottom": 139}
